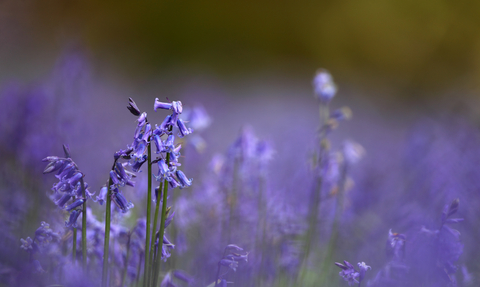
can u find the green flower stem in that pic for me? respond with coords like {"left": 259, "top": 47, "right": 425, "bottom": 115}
{"left": 149, "top": 182, "right": 164, "bottom": 285}
{"left": 144, "top": 142, "right": 153, "bottom": 286}
{"left": 101, "top": 177, "right": 113, "bottom": 287}
{"left": 300, "top": 103, "right": 329, "bottom": 280}
{"left": 153, "top": 153, "right": 171, "bottom": 287}
{"left": 80, "top": 178, "right": 87, "bottom": 270}
{"left": 72, "top": 228, "right": 77, "bottom": 261}
{"left": 120, "top": 232, "right": 132, "bottom": 287}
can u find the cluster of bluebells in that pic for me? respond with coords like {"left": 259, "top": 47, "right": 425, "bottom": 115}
{"left": 215, "top": 244, "right": 249, "bottom": 286}
{"left": 152, "top": 98, "right": 193, "bottom": 190}
{"left": 42, "top": 145, "right": 94, "bottom": 227}
{"left": 368, "top": 199, "right": 464, "bottom": 287}
{"left": 20, "top": 221, "right": 60, "bottom": 273}
{"left": 335, "top": 260, "right": 371, "bottom": 286}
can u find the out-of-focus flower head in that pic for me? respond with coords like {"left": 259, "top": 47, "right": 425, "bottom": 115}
{"left": 313, "top": 69, "right": 337, "bottom": 102}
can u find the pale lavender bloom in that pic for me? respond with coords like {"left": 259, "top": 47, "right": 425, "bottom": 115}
{"left": 171, "top": 101, "right": 183, "bottom": 114}
{"left": 342, "top": 140, "right": 365, "bottom": 165}
{"left": 313, "top": 69, "right": 337, "bottom": 102}
{"left": 154, "top": 98, "right": 173, "bottom": 111}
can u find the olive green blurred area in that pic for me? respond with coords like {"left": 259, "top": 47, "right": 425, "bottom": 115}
{"left": 1, "top": 0, "right": 480, "bottom": 96}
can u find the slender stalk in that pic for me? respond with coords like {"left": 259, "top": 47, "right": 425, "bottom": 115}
{"left": 102, "top": 177, "right": 113, "bottom": 287}
{"left": 121, "top": 232, "right": 132, "bottom": 287}
{"left": 72, "top": 228, "right": 77, "bottom": 261}
{"left": 300, "top": 103, "right": 329, "bottom": 281}
{"left": 135, "top": 251, "right": 143, "bottom": 287}
{"left": 149, "top": 182, "right": 164, "bottom": 285}
{"left": 80, "top": 178, "right": 87, "bottom": 269}
{"left": 153, "top": 153, "right": 171, "bottom": 287}
{"left": 144, "top": 142, "right": 153, "bottom": 286}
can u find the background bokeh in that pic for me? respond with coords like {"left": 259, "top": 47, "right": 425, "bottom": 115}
{"left": 1, "top": 1, "right": 479, "bottom": 286}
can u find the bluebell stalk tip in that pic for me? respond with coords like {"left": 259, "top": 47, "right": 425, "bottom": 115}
{"left": 313, "top": 69, "right": 337, "bottom": 102}
{"left": 127, "top": 97, "right": 141, "bottom": 116}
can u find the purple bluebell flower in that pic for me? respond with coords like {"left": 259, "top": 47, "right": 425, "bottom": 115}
{"left": 335, "top": 260, "right": 363, "bottom": 286}
{"left": 175, "top": 170, "right": 192, "bottom": 189}
{"left": 171, "top": 101, "right": 183, "bottom": 114}
{"left": 155, "top": 159, "right": 171, "bottom": 181}
{"left": 215, "top": 244, "right": 248, "bottom": 286}
{"left": 164, "top": 134, "right": 175, "bottom": 152}
{"left": 65, "top": 198, "right": 85, "bottom": 211}
{"left": 159, "top": 235, "right": 175, "bottom": 262}
{"left": 177, "top": 118, "right": 192, "bottom": 138}
{"left": 43, "top": 158, "right": 68, "bottom": 174}
{"left": 357, "top": 262, "right": 371, "bottom": 282}
{"left": 153, "top": 134, "right": 165, "bottom": 154}
{"left": 20, "top": 237, "right": 34, "bottom": 251}
{"left": 55, "top": 194, "right": 72, "bottom": 208}
{"left": 96, "top": 186, "right": 108, "bottom": 205}
{"left": 66, "top": 209, "right": 82, "bottom": 228}
{"left": 155, "top": 115, "right": 172, "bottom": 135}
{"left": 313, "top": 69, "right": 337, "bottom": 102}
{"left": 154, "top": 98, "right": 173, "bottom": 111}
{"left": 111, "top": 190, "right": 134, "bottom": 213}
{"left": 168, "top": 176, "right": 181, "bottom": 189}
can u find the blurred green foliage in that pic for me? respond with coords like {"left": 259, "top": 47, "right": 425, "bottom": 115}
{"left": 2, "top": 0, "right": 480, "bottom": 95}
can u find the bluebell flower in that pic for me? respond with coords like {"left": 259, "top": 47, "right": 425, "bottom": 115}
{"left": 55, "top": 194, "right": 72, "bottom": 208}
{"left": 96, "top": 186, "right": 108, "bottom": 205}
{"left": 175, "top": 170, "right": 192, "bottom": 189}
{"left": 155, "top": 159, "right": 171, "bottom": 182}
{"left": 335, "top": 260, "right": 369, "bottom": 286}
{"left": 111, "top": 190, "right": 134, "bottom": 213}
{"left": 20, "top": 237, "right": 34, "bottom": 251}
{"left": 154, "top": 98, "right": 173, "bottom": 111}
{"left": 65, "top": 209, "right": 82, "bottom": 228}
{"left": 177, "top": 118, "right": 192, "bottom": 138}
{"left": 65, "top": 198, "right": 85, "bottom": 211}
